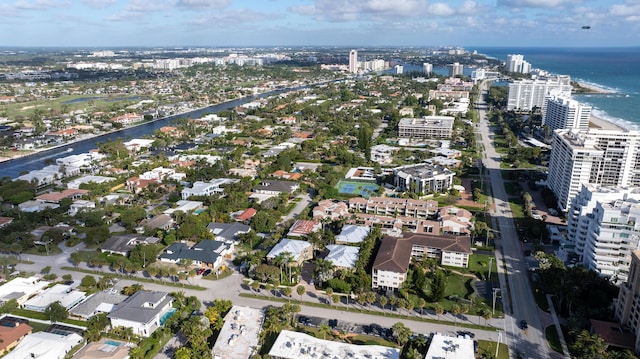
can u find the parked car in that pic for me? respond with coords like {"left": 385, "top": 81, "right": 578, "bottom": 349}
{"left": 519, "top": 320, "right": 528, "bottom": 330}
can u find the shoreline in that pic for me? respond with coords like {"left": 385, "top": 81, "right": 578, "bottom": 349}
{"left": 576, "top": 81, "right": 616, "bottom": 94}
{"left": 589, "top": 114, "right": 626, "bottom": 131}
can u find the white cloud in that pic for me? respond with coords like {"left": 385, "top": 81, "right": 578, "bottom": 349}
{"left": 428, "top": 3, "right": 454, "bottom": 16}
{"left": 497, "top": 0, "right": 582, "bottom": 8}
{"left": 610, "top": 2, "right": 640, "bottom": 21}
{"left": 176, "top": 0, "right": 230, "bottom": 10}
{"left": 14, "top": 0, "right": 69, "bottom": 10}
{"left": 81, "top": 0, "right": 115, "bottom": 8}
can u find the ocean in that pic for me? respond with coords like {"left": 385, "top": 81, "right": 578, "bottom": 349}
{"left": 473, "top": 47, "right": 640, "bottom": 130}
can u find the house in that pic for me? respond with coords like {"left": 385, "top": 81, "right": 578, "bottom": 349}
{"left": 234, "top": 208, "right": 257, "bottom": 222}
{"left": 325, "top": 245, "right": 360, "bottom": 270}
{"left": 139, "top": 214, "right": 174, "bottom": 231}
{"left": 70, "top": 290, "right": 128, "bottom": 319}
{"left": 68, "top": 200, "right": 96, "bottom": 216}
{"left": 425, "top": 333, "right": 475, "bottom": 359}
{"left": 2, "top": 331, "right": 83, "bottom": 359}
{"left": 0, "top": 277, "right": 49, "bottom": 305}
{"left": 22, "top": 284, "right": 86, "bottom": 312}
{"left": 0, "top": 217, "right": 14, "bottom": 228}
{"left": 438, "top": 206, "right": 474, "bottom": 235}
{"left": 125, "top": 177, "right": 158, "bottom": 194}
{"left": 181, "top": 178, "right": 239, "bottom": 200}
{"left": 0, "top": 322, "right": 33, "bottom": 355}
{"left": 17, "top": 201, "right": 59, "bottom": 213}
{"left": 100, "top": 234, "right": 161, "bottom": 256}
{"left": 108, "top": 291, "right": 174, "bottom": 337}
{"left": 312, "top": 200, "right": 349, "bottom": 221}
{"left": 207, "top": 222, "right": 251, "bottom": 243}
{"left": 163, "top": 200, "right": 205, "bottom": 216}
{"left": 372, "top": 233, "right": 471, "bottom": 290}
{"left": 287, "top": 220, "right": 321, "bottom": 237}
{"left": 335, "top": 225, "right": 371, "bottom": 244}
{"left": 344, "top": 167, "right": 377, "bottom": 181}
{"left": 34, "top": 189, "right": 89, "bottom": 204}
{"left": 158, "top": 240, "right": 227, "bottom": 268}
{"left": 253, "top": 180, "right": 299, "bottom": 195}
{"left": 266, "top": 239, "right": 313, "bottom": 265}
{"left": 67, "top": 175, "right": 116, "bottom": 190}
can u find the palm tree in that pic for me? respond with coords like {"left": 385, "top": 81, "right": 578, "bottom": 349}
{"left": 283, "top": 287, "right": 293, "bottom": 302}
{"left": 296, "top": 285, "right": 305, "bottom": 302}
{"left": 451, "top": 304, "right": 461, "bottom": 326}
{"left": 389, "top": 295, "right": 398, "bottom": 311}
{"left": 318, "top": 323, "right": 332, "bottom": 340}
{"left": 378, "top": 295, "right": 388, "bottom": 312}
{"left": 325, "top": 288, "right": 334, "bottom": 305}
{"left": 434, "top": 304, "right": 444, "bottom": 321}
{"left": 417, "top": 298, "right": 426, "bottom": 316}
{"left": 251, "top": 280, "right": 261, "bottom": 294}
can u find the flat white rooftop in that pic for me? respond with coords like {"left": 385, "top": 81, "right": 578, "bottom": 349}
{"left": 212, "top": 306, "right": 264, "bottom": 359}
{"left": 425, "top": 333, "right": 475, "bottom": 359}
{"left": 269, "top": 330, "right": 400, "bottom": 359}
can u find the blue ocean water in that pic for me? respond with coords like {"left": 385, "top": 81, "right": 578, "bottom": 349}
{"left": 473, "top": 47, "right": 640, "bottom": 129}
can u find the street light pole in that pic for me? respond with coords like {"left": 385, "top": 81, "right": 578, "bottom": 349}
{"left": 492, "top": 288, "right": 500, "bottom": 315}
{"left": 495, "top": 331, "right": 503, "bottom": 358}
{"left": 488, "top": 257, "right": 493, "bottom": 282}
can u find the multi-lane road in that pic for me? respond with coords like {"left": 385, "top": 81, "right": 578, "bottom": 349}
{"left": 476, "top": 80, "right": 554, "bottom": 359}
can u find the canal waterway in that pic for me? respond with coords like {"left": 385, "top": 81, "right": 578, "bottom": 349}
{"left": 0, "top": 85, "right": 312, "bottom": 179}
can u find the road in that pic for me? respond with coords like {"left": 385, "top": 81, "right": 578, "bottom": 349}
{"left": 15, "top": 243, "right": 505, "bottom": 344}
{"left": 476, "top": 80, "right": 553, "bottom": 358}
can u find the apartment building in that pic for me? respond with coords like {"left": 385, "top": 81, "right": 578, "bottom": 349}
{"left": 615, "top": 250, "right": 640, "bottom": 355}
{"left": 393, "top": 163, "right": 455, "bottom": 194}
{"left": 547, "top": 129, "right": 640, "bottom": 212}
{"left": 506, "top": 54, "right": 531, "bottom": 74}
{"left": 372, "top": 233, "right": 471, "bottom": 290}
{"left": 348, "top": 197, "right": 439, "bottom": 219}
{"left": 398, "top": 116, "right": 455, "bottom": 139}
{"left": 543, "top": 95, "right": 592, "bottom": 131}
{"left": 507, "top": 75, "right": 572, "bottom": 111}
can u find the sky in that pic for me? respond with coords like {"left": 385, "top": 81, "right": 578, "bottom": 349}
{"left": 0, "top": 0, "right": 639, "bottom": 48}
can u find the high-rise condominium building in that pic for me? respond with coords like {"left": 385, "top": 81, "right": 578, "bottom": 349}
{"left": 543, "top": 95, "right": 592, "bottom": 131}
{"left": 507, "top": 75, "right": 572, "bottom": 111}
{"left": 423, "top": 63, "right": 433, "bottom": 74}
{"left": 615, "top": 250, "right": 640, "bottom": 355}
{"left": 566, "top": 184, "right": 640, "bottom": 282}
{"left": 348, "top": 49, "right": 358, "bottom": 73}
{"left": 506, "top": 54, "right": 531, "bottom": 74}
{"left": 447, "top": 62, "right": 463, "bottom": 77}
{"left": 547, "top": 128, "right": 640, "bottom": 212}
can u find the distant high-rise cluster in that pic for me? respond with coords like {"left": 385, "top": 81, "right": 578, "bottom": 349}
{"left": 447, "top": 62, "right": 463, "bottom": 77}
{"left": 349, "top": 49, "right": 358, "bottom": 73}
{"left": 506, "top": 75, "right": 572, "bottom": 111}
{"left": 506, "top": 54, "right": 531, "bottom": 74}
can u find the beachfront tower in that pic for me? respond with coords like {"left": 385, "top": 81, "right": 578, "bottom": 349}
{"left": 423, "top": 63, "right": 433, "bottom": 75}
{"left": 447, "top": 62, "right": 463, "bottom": 77}
{"left": 543, "top": 95, "right": 592, "bottom": 131}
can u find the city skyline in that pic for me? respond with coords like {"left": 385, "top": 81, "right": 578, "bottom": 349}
{"left": 0, "top": 0, "right": 638, "bottom": 47}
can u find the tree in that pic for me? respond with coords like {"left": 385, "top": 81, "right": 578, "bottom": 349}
{"left": 430, "top": 270, "right": 446, "bottom": 302}
{"left": 251, "top": 280, "right": 261, "bottom": 294}
{"left": 325, "top": 288, "right": 334, "bottom": 305}
{"left": 389, "top": 295, "right": 398, "bottom": 311}
{"left": 434, "top": 304, "right": 444, "bottom": 321}
{"left": 451, "top": 304, "right": 461, "bottom": 326}
{"left": 378, "top": 295, "right": 388, "bottom": 312}
{"left": 318, "top": 323, "right": 332, "bottom": 340}
{"left": 392, "top": 322, "right": 411, "bottom": 346}
{"left": 45, "top": 301, "right": 68, "bottom": 323}
{"left": 297, "top": 285, "right": 306, "bottom": 302}
{"left": 283, "top": 287, "right": 293, "bottom": 302}
{"left": 570, "top": 330, "right": 609, "bottom": 359}
{"left": 81, "top": 275, "right": 97, "bottom": 288}
{"left": 417, "top": 298, "right": 426, "bottom": 316}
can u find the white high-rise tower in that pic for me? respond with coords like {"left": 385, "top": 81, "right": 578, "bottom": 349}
{"left": 349, "top": 50, "right": 358, "bottom": 73}
{"left": 543, "top": 95, "right": 592, "bottom": 131}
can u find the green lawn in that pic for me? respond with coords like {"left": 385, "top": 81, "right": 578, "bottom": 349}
{"left": 545, "top": 325, "right": 563, "bottom": 353}
{"left": 467, "top": 254, "right": 497, "bottom": 282}
{"left": 477, "top": 340, "right": 509, "bottom": 359}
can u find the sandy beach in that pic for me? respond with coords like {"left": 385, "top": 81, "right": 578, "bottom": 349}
{"left": 589, "top": 114, "right": 627, "bottom": 131}
{"left": 577, "top": 81, "right": 616, "bottom": 94}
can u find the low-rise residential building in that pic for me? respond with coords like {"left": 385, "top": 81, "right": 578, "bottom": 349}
{"left": 393, "top": 163, "right": 454, "bottom": 194}
{"left": 349, "top": 197, "right": 439, "bottom": 219}
{"left": 268, "top": 330, "right": 400, "bottom": 359}
{"left": 253, "top": 180, "right": 299, "bottom": 195}
{"left": 163, "top": 200, "right": 205, "bottom": 216}
{"left": 34, "top": 189, "right": 89, "bottom": 204}
{"left": 344, "top": 167, "right": 377, "bottom": 181}
{"left": 0, "top": 217, "right": 13, "bottom": 228}
{"left": 23, "top": 284, "right": 86, "bottom": 312}
{"left": 207, "top": 222, "right": 251, "bottom": 243}
{"left": 438, "top": 206, "right": 474, "bottom": 235}
{"left": 0, "top": 277, "right": 49, "bottom": 305}
{"left": 312, "top": 200, "right": 349, "bottom": 221}
{"left": 335, "top": 225, "right": 371, "bottom": 244}
{"left": 370, "top": 144, "right": 399, "bottom": 164}
{"left": 159, "top": 240, "right": 228, "bottom": 268}
{"left": 108, "top": 291, "right": 174, "bottom": 337}
{"left": 0, "top": 322, "right": 33, "bottom": 356}
{"left": 287, "top": 220, "right": 321, "bottom": 237}
{"left": 70, "top": 290, "right": 128, "bottom": 319}
{"left": 372, "top": 233, "right": 471, "bottom": 290}
{"left": 3, "top": 331, "right": 83, "bottom": 359}
{"left": 425, "top": 333, "right": 475, "bottom": 359}
{"left": 266, "top": 238, "right": 313, "bottom": 265}
{"left": 351, "top": 213, "right": 440, "bottom": 234}
{"left": 325, "top": 245, "right": 360, "bottom": 270}
{"left": 398, "top": 116, "right": 455, "bottom": 139}
{"left": 181, "top": 178, "right": 239, "bottom": 200}
{"left": 139, "top": 214, "right": 174, "bottom": 231}
{"left": 212, "top": 306, "right": 265, "bottom": 359}
{"left": 68, "top": 200, "right": 96, "bottom": 216}
{"left": 100, "top": 234, "right": 161, "bottom": 256}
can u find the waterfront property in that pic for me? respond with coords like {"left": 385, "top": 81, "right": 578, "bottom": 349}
{"left": 107, "top": 291, "right": 174, "bottom": 337}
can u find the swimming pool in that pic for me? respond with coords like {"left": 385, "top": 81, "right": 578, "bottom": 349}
{"left": 159, "top": 308, "right": 177, "bottom": 326}
{"left": 104, "top": 340, "right": 122, "bottom": 347}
